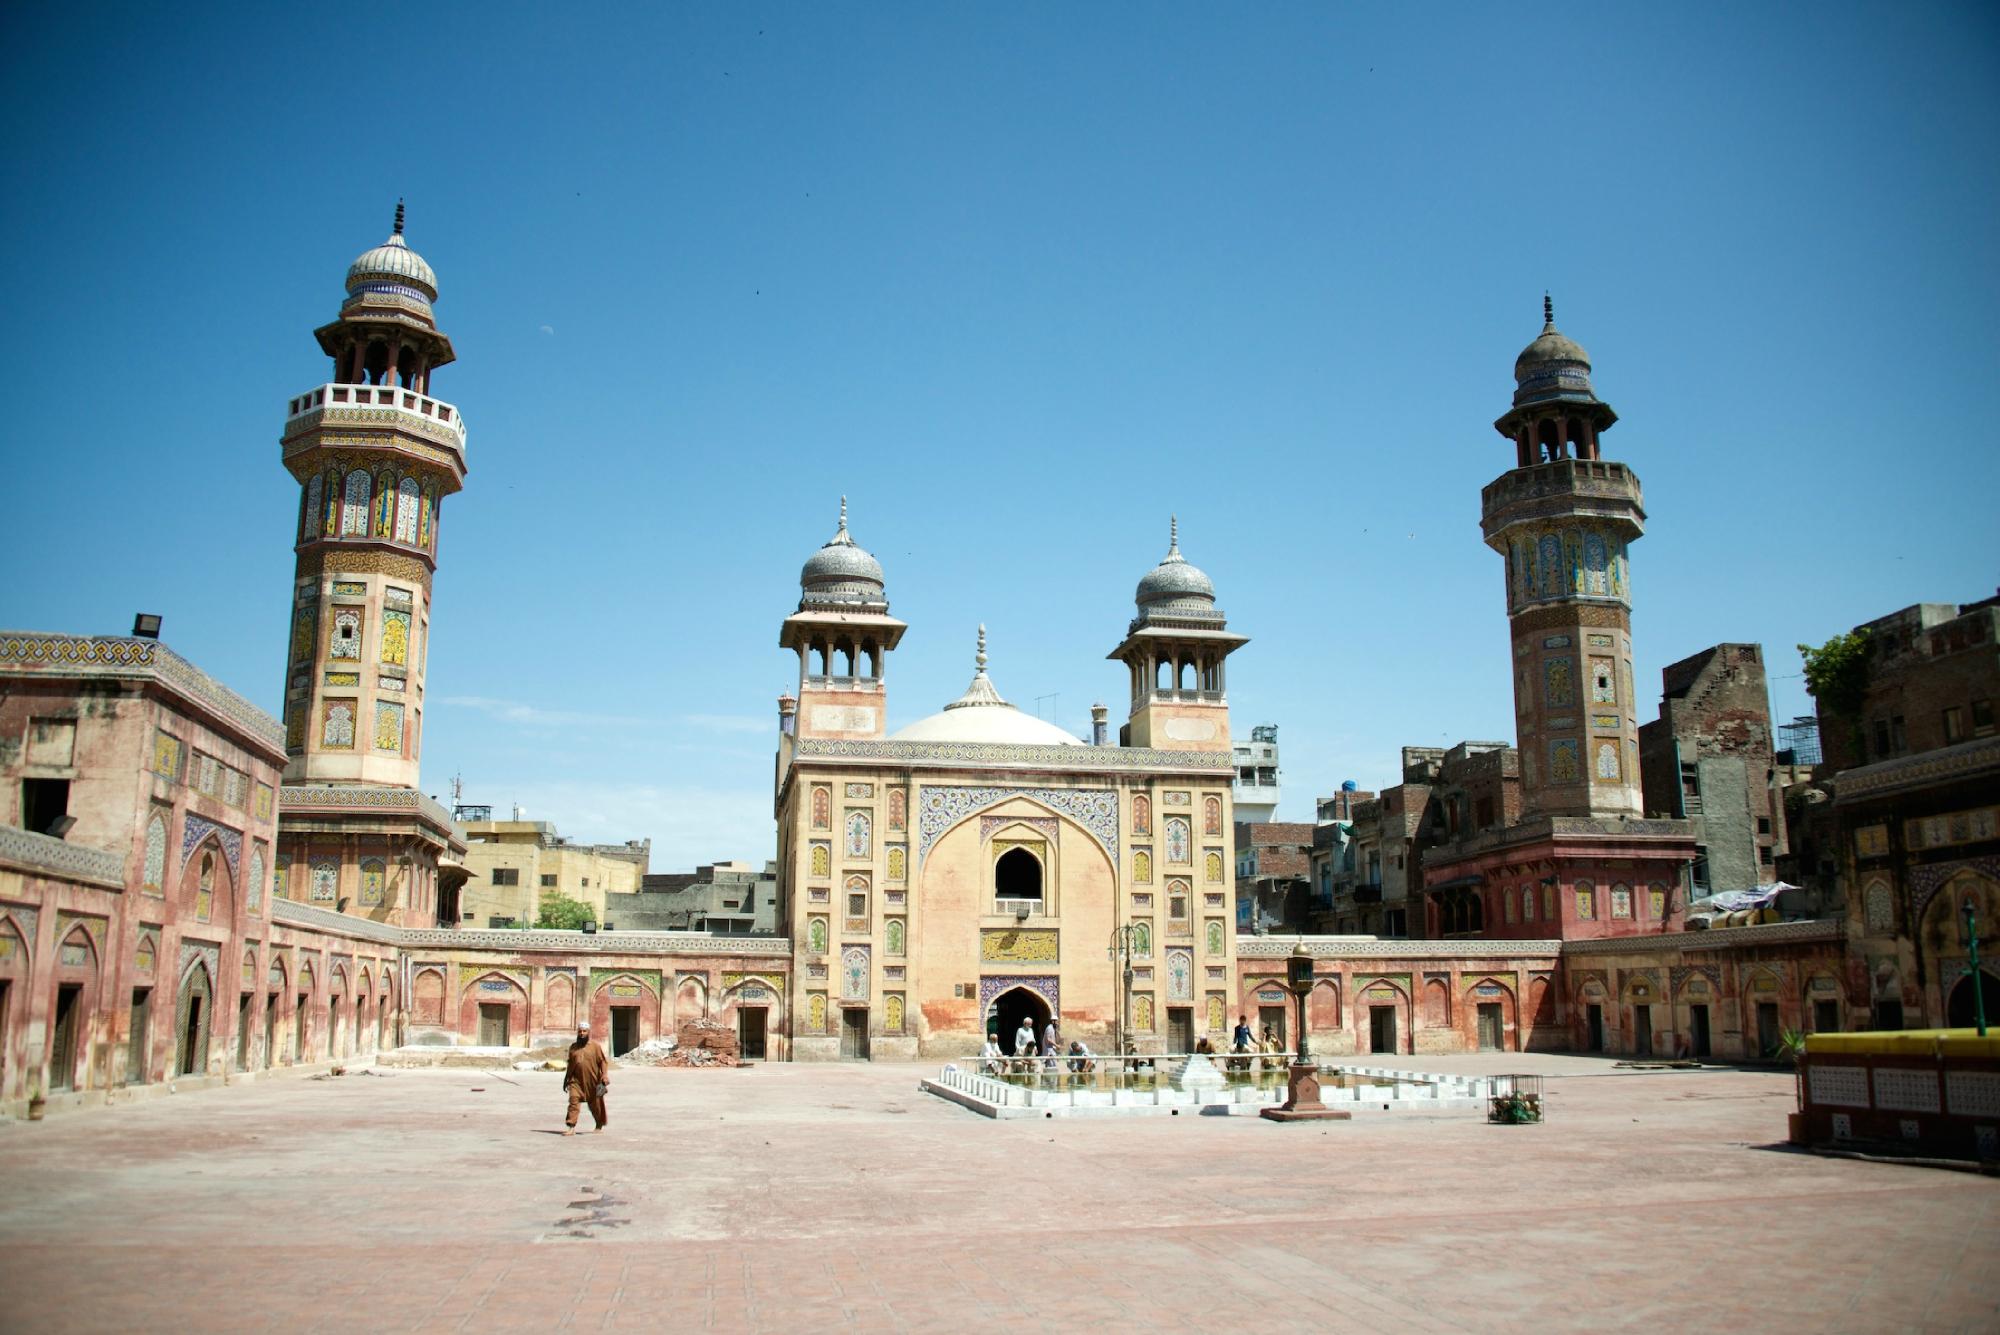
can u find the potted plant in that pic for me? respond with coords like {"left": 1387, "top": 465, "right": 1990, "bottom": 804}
{"left": 1779, "top": 1027, "right": 1809, "bottom": 1143}
{"left": 26, "top": 1073, "right": 46, "bottom": 1121}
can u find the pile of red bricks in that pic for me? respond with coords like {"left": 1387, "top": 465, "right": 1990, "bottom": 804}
{"left": 661, "top": 1018, "right": 741, "bottom": 1068}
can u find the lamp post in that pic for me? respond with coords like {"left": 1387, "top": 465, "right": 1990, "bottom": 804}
{"left": 1262, "top": 941, "right": 1347, "bottom": 1121}
{"left": 1107, "top": 924, "right": 1136, "bottom": 1056}
{"left": 1288, "top": 941, "right": 1314, "bottom": 1065}
{"left": 1964, "top": 897, "right": 1989, "bottom": 1038}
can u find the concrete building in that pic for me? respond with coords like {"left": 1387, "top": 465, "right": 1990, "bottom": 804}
{"left": 273, "top": 206, "right": 469, "bottom": 928}
{"left": 1232, "top": 725, "right": 1281, "bottom": 822}
{"left": 456, "top": 808, "right": 650, "bottom": 928}
{"left": 1637, "top": 643, "right": 1785, "bottom": 900}
{"left": 604, "top": 861, "right": 779, "bottom": 934}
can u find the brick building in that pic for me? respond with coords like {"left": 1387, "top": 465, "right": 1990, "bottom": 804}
{"left": 1637, "top": 642, "right": 1785, "bottom": 898}
{"left": 1234, "top": 821, "right": 1315, "bottom": 934}
{"left": 1813, "top": 594, "right": 2000, "bottom": 1031}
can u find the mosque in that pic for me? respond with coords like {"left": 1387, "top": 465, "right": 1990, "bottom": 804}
{"left": 0, "top": 211, "right": 1874, "bottom": 1112}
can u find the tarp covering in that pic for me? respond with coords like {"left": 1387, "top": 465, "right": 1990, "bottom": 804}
{"left": 1691, "top": 883, "right": 1797, "bottom": 914}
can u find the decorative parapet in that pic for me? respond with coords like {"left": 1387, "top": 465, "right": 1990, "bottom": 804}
{"left": 1560, "top": 918, "right": 1845, "bottom": 956}
{"left": 793, "top": 737, "right": 1233, "bottom": 773}
{"left": 0, "top": 824, "right": 124, "bottom": 889}
{"left": 0, "top": 633, "right": 285, "bottom": 756}
{"left": 269, "top": 898, "right": 795, "bottom": 955}
{"left": 284, "top": 382, "right": 468, "bottom": 454}
{"left": 1236, "top": 936, "right": 1563, "bottom": 961}
{"left": 272, "top": 896, "right": 404, "bottom": 945}
{"left": 1835, "top": 735, "right": 2000, "bottom": 804}
{"left": 398, "top": 927, "right": 792, "bottom": 955}
{"left": 280, "top": 784, "right": 459, "bottom": 832}
{"left": 1425, "top": 813, "right": 1695, "bottom": 866}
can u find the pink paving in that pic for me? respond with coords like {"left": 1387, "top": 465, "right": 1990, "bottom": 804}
{"left": 0, "top": 1055, "right": 1994, "bottom": 1333}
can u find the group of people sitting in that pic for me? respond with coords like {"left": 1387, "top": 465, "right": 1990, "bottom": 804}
{"left": 981, "top": 1018, "right": 1096, "bottom": 1076}
{"left": 1202, "top": 1015, "right": 1289, "bottom": 1071}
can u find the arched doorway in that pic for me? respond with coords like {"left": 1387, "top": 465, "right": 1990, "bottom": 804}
{"left": 988, "top": 985, "right": 1051, "bottom": 1056}
{"left": 1948, "top": 970, "right": 1999, "bottom": 1029}
{"left": 176, "top": 962, "right": 213, "bottom": 1077}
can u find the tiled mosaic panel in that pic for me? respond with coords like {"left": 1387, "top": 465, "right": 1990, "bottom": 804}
{"left": 1946, "top": 1070, "right": 2000, "bottom": 1118}
{"left": 1807, "top": 1064, "right": 1870, "bottom": 1108}
{"left": 1873, "top": 1067, "right": 1941, "bottom": 1113}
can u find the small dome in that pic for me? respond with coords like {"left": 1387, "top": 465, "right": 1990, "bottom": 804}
{"left": 1511, "top": 295, "right": 1600, "bottom": 409}
{"left": 890, "top": 626, "right": 1084, "bottom": 747}
{"left": 1515, "top": 324, "right": 1590, "bottom": 376}
{"left": 799, "top": 497, "right": 885, "bottom": 602}
{"left": 1136, "top": 516, "right": 1216, "bottom": 608}
{"left": 346, "top": 203, "right": 438, "bottom": 301}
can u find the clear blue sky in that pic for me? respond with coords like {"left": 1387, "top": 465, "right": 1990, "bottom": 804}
{"left": 4, "top": 6, "right": 1996, "bottom": 868}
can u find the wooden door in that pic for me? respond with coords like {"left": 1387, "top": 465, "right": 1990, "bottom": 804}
{"left": 1477, "top": 1002, "right": 1503, "bottom": 1051}
{"left": 477, "top": 1002, "right": 510, "bottom": 1047}
{"left": 51, "top": 984, "right": 81, "bottom": 1089}
{"left": 1167, "top": 1007, "right": 1195, "bottom": 1053}
{"left": 839, "top": 1008, "right": 870, "bottom": 1060}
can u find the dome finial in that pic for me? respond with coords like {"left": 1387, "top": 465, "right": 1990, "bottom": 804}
{"left": 1167, "top": 514, "right": 1181, "bottom": 559}
{"left": 976, "top": 623, "right": 988, "bottom": 673}
{"left": 394, "top": 198, "right": 406, "bottom": 237}
{"left": 838, "top": 494, "right": 848, "bottom": 534}
{"left": 1542, "top": 291, "right": 1554, "bottom": 330}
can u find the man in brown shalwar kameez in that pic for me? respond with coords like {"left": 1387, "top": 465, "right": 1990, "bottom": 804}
{"left": 563, "top": 1022, "right": 609, "bottom": 1135}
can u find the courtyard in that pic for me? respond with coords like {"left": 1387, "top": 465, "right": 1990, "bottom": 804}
{"left": 0, "top": 1056, "right": 1994, "bottom": 1332}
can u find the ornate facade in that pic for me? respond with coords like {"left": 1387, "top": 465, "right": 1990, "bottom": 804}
{"left": 774, "top": 515, "right": 1245, "bottom": 1059}
{"left": 1424, "top": 304, "right": 1697, "bottom": 946}
{"left": 274, "top": 207, "right": 468, "bottom": 927}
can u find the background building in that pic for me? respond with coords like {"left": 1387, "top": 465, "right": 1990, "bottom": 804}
{"left": 1234, "top": 821, "right": 1315, "bottom": 934}
{"left": 604, "top": 861, "right": 778, "bottom": 934}
{"left": 455, "top": 806, "right": 649, "bottom": 927}
{"left": 1816, "top": 594, "right": 1999, "bottom": 1030}
{"left": 1637, "top": 642, "right": 1785, "bottom": 899}
{"left": 1232, "top": 724, "right": 1281, "bottom": 823}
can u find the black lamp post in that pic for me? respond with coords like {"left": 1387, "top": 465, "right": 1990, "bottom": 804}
{"left": 1287, "top": 941, "right": 1314, "bottom": 1064}
{"left": 1107, "top": 924, "right": 1136, "bottom": 1056}
{"left": 1262, "top": 941, "right": 1344, "bottom": 1121}
{"left": 1964, "top": 897, "right": 1988, "bottom": 1038}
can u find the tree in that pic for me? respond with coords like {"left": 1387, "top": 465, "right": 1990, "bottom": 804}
{"left": 535, "top": 889, "right": 593, "bottom": 930}
{"left": 1798, "top": 628, "right": 1872, "bottom": 760}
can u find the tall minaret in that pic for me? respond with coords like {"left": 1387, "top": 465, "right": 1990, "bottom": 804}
{"left": 1482, "top": 298, "right": 1645, "bottom": 818}
{"left": 279, "top": 203, "right": 467, "bottom": 785}
{"left": 779, "top": 498, "right": 906, "bottom": 741}
{"left": 1108, "top": 518, "right": 1248, "bottom": 751}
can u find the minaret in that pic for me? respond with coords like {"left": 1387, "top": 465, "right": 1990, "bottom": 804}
{"left": 1108, "top": 517, "right": 1248, "bottom": 751}
{"left": 778, "top": 498, "right": 906, "bottom": 740}
{"left": 1482, "top": 298, "right": 1645, "bottom": 818}
{"left": 273, "top": 206, "right": 469, "bottom": 929}
{"left": 280, "top": 203, "right": 466, "bottom": 785}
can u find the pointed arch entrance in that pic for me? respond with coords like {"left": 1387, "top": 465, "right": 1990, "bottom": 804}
{"left": 987, "top": 985, "right": 1052, "bottom": 1056}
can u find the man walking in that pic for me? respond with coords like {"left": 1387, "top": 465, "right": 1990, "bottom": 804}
{"left": 564, "top": 1021, "right": 610, "bottom": 1136}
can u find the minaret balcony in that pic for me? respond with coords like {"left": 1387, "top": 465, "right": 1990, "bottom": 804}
{"left": 285, "top": 383, "right": 468, "bottom": 451}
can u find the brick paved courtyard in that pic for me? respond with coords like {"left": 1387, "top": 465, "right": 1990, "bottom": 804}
{"left": 0, "top": 1055, "right": 1994, "bottom": 1333}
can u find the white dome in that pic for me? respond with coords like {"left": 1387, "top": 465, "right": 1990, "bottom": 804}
{"left": 891, "top": 704, "right": 1084, "bottom": 747}
{"left": 889, "top": 624, "right": 1084, "bottom": 747}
